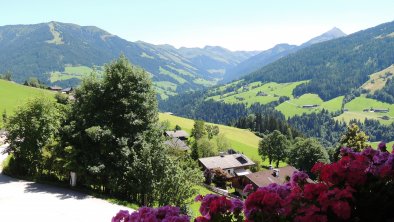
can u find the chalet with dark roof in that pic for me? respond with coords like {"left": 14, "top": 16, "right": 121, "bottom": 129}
{"left": 233, "top": 166, "right": 299, "bottom": 196}
{"left": 61, "top": 87, "right": 73, "bottom": 94}
{"left": 164, "top": 137, "right": 190, "bottom": 151}
{"left": 198, "top": 154, "right": 255, "bottom": 177}
{"left": 164, "top": 130, "right": 189, "bottom": 141}
{"left": 49, "top": 86, "right": 62, "bottom": 92}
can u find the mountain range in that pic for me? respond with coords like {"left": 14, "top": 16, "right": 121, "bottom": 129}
{"left": 222, "top": 27, "right": 346, "bottom": 83}
{"left": 0, "top": 21, "right": 344, "bottom": 99}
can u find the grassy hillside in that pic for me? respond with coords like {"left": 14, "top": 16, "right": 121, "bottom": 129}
{"left": 275, "top": 94, "right": 343, "bottom": 118}
{"left": 0, "top": 80, "right": 54, "bottom": 116}
{"left": 207, "top": 80, "right": 306, "bottom": 106}
{"left": 335, "top": 96, "right": 394, "bottom": 124}
{"left": 159, "top": 113, "right": 261, "bottom": 161}
{"left": 50, "top": 65, "right": 101, "bottom": 82}
{"left": 361, "top": 64, "right": 394, "bottom": 93}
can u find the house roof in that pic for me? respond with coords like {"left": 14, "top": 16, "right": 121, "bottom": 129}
{"left": 49, "top": 86, "right": 62, "bottom": 90}
{"left": 61, "top": 87, "right": 73, "bottom": 92}
{"left": 165, "top": 130, "right": 189, "bottom": 138}
{"left": 199, "top": 154, "right": 255, "bottom": 170}
{"left": 164, "top": 138, "right": 190, "bottom": 151}
{"left": 245, "top": 166, "right": 298, "bottom": 187}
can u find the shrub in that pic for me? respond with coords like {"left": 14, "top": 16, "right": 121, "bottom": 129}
{"left": 113, "top": 146, "right": 394, "bottom": 221}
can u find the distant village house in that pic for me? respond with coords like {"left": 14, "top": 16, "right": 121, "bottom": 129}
{"left": 49, "top": 86, "right": 62, "bottom": 92}
{"left": 164, "top": 130, "right": 190, "bottom": 151}
{"left": 302, "top": 104, "right": 319, "bottom": 109}
{"left": 164, "top": 130, "right": 189, "bottom": 141}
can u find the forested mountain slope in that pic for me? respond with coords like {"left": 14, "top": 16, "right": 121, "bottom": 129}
{"left": 244, "top": 21, "right": 394, "bottom": 100}
{"left": 223, "top": 27, "right": 346, "bottom": 83}
{"left": 0, "top": 22, "right": 257, "bottom": 98}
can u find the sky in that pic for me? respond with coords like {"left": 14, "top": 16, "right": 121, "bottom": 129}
{"left": 1, "top": 0, "right": 394, "bottom": 51}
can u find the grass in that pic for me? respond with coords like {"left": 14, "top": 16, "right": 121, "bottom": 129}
{"left": 207, "top": 81, "right": 307, "bottom": 106}
{"left": 154, "top": 81, "right": 177, "bottom": 91}
{"left": 361, "top": 64, "right": 394, "bottom": 93}
{"left": 335, "top": 96, "right": 394, "bottom": 124}
{"left": 189, "top": 185, "right": 212, "bottom": 218}
{"left": 159, "top": 113, "right": 287, "bottom": 168}
{"left": 46, "top": 22, "right": 64, "bottom": 45}
{"left": 275, "top": 94, "right": 344, "bottom": 118}
{"left": 159, "top": 66, "right": 187, "bottom": 84}
{"left": 49, "top": 65, "right": 100, "bottom": 83}
{"left": 0, "top": 80, "right": 54, "bottom": 115}
{"left": 140, "top": 52, "right": 154, "bottom": 59}
{"left": 159, "top": 113, "right": 261, "bottom": 160}
{"left": 193, "top": 78, "right": 217, "bottom": 87}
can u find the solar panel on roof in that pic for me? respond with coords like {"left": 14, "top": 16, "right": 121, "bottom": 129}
{"left": 236, "top": 156, "right": 247, "bottom": 164}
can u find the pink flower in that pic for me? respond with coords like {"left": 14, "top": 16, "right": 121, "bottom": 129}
{"left": 331, "top": 201, "right": 351, "bottom": 220}
{"left": 243, "top": 184, "right": 254, "bottom": 194}
{"left": 112, "top": 210, "right": 130, "bottom": 222}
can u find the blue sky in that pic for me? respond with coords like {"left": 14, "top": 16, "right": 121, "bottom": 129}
{"left": 1, "top": 0, "right": 394, "bottom": 50}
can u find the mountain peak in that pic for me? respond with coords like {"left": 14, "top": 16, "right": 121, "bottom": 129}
{"left": 301, "top": 27, "right": 346, "bottom": 47}
{"left": 324, "top": 27, "right": 346, "bottom": 38}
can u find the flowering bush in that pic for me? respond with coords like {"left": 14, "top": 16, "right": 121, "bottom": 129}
{"left": 113, "top": 145, "right": 394, "bottom": 221}
{"left": 194, "top": 194, "right": 243, "bottom": 222}
{"left": 112, "top": 206, "right": 189, "bottom": 222}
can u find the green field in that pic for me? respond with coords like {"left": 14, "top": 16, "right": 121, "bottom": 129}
{"left": 159, "top": 66, "right": 187, "bottom": 84}
{"left": 275, "top": 94, "right": 343, "bottom": 118}
{"left": 49, "top": 65, "right": 100, "bottom": 82}
{"left": 335, "top": 96, "right": 394, "bottom": 124}
{"left": 207, "top": 81, "right": 307, "bottom": 106}
{"left": 361, "top": 64, "right": 394, "bottom": 93}
{"left": 0, "top": 80, "right": 54, "bottom": 115}
{"left": 159, "top": 113, "right": 290, "bottom": 168}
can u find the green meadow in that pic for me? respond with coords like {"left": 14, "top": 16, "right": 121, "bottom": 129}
{"left": 275, "top": 94, "right": 343, "bottom": 118}
{"left": 207, "top": 81, "right": 307, "bottom": 106}
{"left": 49, "top": 65, "right": 100, "bottom": 82}
{"left": 335, "top": 96, "right": 394, "bottom": 124}
{"left": 0, "top": 80, "right": 54, "bottom": 116}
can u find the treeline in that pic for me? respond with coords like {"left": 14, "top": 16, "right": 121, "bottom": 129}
{"left": 368, "top": 77, "right": 394, "bottom": 103}
{"left": 244, "top": 21, "right": 394, "bottom": 101}
{"left": 234, "top": 111, "right": 302, "bottom": 140}
{"left": 3, "top": 56, "right": 202, "bottom": 211}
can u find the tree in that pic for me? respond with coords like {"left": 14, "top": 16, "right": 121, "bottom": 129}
{"left": 6, "top": 97, "right": 63, "bottom": 176}
{"left": 288, "top": 137, "right": 329, "bottom": 176}
{"left": 206, "top": 125, "right": 219, "bottom": 140}
{"left": 215, "top": 133, "right": 230, "bottom": 152}
{"left": 258, "top": 130, "right": 290, "bottom": 167}
{"left": 339, "top": 124, "right": 369, "bottom": 152}
{"left": 191, "top": 120, "right": 207, "bottom": 140}
{"left": 63, "top": 56, "right": 167, "bottom": 205}
{"left": 155, "top": 158, "right": 203, "bottom": 212}
{"left": 196, "top": 136, "right": 218, "bottom": 158}
{"left": 175, "top": 125, "right": 182, "bottom": 130}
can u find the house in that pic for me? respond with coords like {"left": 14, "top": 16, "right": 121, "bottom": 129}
{"left": 61, "top": 87, "right": 73, "bottom": 94}
{"left": 49, "top": 86, "right": 62, "bottom": 92}
{"left": 302, "top": 104, "right": 319, "bottom": 109}
{"left": 233, "top": 166, "right": 298, "bottom": 196}
{"left": 164, "top": 130, "right": 189, "bottom": 141}
{"left": 198, "top": 154, "right": 255, "bottom": 178}
{"left": 373, "top": 108, "right": 389, "bottom": 113}
{"left": 164, "top": 137, "right": 190, "bottom": 151}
